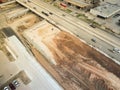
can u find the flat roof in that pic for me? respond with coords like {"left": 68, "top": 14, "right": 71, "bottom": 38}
{"left": 64, "top": 0, "right": 89, "bottom": 8}
{"left": 91, "top": 3, "right": 120, "bottom": 18}
{"left": 4, "top": 35, "right": 63, "bottom": 90}
{"left": 0, "top": 50, "right": 20, "bottom": 87}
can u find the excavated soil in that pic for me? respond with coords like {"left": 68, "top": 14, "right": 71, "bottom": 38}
{"left": 42, "top": 31, "right": 120, "bottom": 90}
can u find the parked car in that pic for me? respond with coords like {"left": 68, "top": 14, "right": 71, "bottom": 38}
{"left": 12, "top": 80, "right": 20, "bottom": 87}
{"left": 113, "top": 14, "right": 120, "bottom": 18}
{"left": 9, "top": 83, "right": 16, "bottom": 90}
{"left": 3, "top": 86, "right": 11, "bottom": 90}
{"left": 3, "top": 79, "right": 20, "bottom": 90}
{"left": 49, "top": 12, "right": 53, "bottom": 15}
{"left": 116, "top": 19, "right": 120, "bottom": 26}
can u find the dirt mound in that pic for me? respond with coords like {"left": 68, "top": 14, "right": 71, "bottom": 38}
{"left": 43, "top": 31, "right": 120, "bottom": 90}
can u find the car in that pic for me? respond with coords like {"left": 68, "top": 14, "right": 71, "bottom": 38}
{"left": 33, "top": 7, "right": 36, "bottom": 10}
{"left": 89, "top": 24, "right": 96, "bottom": 28}
{"left": 62, "top": 14, "right": 66, "bottom": 16}
{"left": 41, "top": 11, "right": 49, "bottom": 16}
{"left": 12, "top": 80, "right": 20, "bottom": 87}
{"left": 116, "top": 19, "right": 120, "bottom": 26}
{"left": 3, "top": 80, "right": 20, "bottom": 90}
{"left": 113, "top": 14, "right": 120, "bottom": 18}
{"left": 9, "top": 83, "right": 16, "bottom": 90}
{"left": 49, "top": 12, "right": 53, "bottom": 15}
{"left": 28, "top": 0, "right": 31, "bottom": 2}
{"left": 91, "top": 38, "right": 96, "bottom": 43}
{"left": 3, "top": 86, "right": 11, "bottom": 90}
{"left": 113, "top": 48, "right": 120, "bottom": 53}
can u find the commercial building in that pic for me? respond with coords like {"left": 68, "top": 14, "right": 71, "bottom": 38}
{"left": 64, "top": 0, "right": 90, "bottom": 9}
{"left": 63, "top": 0, "right": 100, "bottom": 9}
{"left": 0, "top": 35, "right": 63, "bottom": 90}
{"left": 90, "top": 3, "right": 120, "bottom": 19}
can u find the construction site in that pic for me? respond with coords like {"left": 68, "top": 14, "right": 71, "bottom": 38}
{"left": 22, "top": 21, "right": 120, "bottom": 90}
{"left": 0, "top": 1, "right": 120, "bottom": 90}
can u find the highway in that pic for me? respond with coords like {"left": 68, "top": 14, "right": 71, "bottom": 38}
{"left": 23, "top": 0, "right": 120, "bottom": 48}
{"left": 15, "top": 0, "right": 120, "bottom": 64}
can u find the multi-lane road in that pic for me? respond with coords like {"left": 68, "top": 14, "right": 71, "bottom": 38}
{"left": 16, "top": 0, "right": 120, "bottom": 64}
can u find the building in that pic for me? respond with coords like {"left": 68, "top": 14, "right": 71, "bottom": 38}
{"left": 0, "top": 35, "right": 63, "bottom": 90}
{"left": 90, "top": 3, "right": 120, "bottom": 19}
{"left": 63, "top": 0, "right": 100, "bottom": 10}
{"left": 64, "top": 0, "right": 90, "bottom": 9}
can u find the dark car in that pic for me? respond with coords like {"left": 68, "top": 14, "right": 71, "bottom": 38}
{"left": 89, "top": 24, "right": 96, "bottom": 28}
{"left": 41, "top": 11, "right": 49, "bottom": 16}
{"left": 91, "top": 38, "right": 96, "bottom": 43}
{"left": 33, "top": 7, "right": 37, "bottom": 10}
{"left": 113, "top": 14, "right": 120, "bottom": 18}
{"left": 49, "top": 12, "right": 53, "bottom": 15}
{"left": 116, "top": 19, "right": 120, "bottom": 26}
{"left": 9, "top": 83, "right": 16, "bottom": 90}
{"left": 3, "top": 80, "right": 20, "bottom": 90}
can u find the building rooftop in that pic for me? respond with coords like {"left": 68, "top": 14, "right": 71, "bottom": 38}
{"left": 0, "top": 35, "right": 63, "bottom": 90}
{"left": 64, "top": 0, "right": 90, "bottom": 8}
{"left": 90, "top": 3, "right": 120, "bottom": 18}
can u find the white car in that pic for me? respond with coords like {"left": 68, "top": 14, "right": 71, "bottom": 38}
{"left": 3, "top": 86, "right": 11, "bottom": 90}
{"left": 113, "top": 48, "right": 120, "bottom": 53}
{"left": 12, "top": 80, "right": 20, "bottom": 87}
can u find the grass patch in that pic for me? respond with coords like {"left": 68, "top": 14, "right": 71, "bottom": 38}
{"left": 76, "top": 14, "right": 86, "bottom": 18}
{"left": 65, "top": 9, "right": 72, "bottom": 13}
{"left": 44, "top": 0, "right": 51, "bottom": 2}
{"left": 53, "top": 3, "right": 59, "bottom": 8}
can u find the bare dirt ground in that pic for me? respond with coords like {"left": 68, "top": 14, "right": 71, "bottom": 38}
{"left": 8, "top": 13, "right": 40, "bottom": 31}
{"left": 2, "top": 3, "right": 120, "bottom": 90}
{"left": 39, "top": 31, "right": 120, "bottom": 90}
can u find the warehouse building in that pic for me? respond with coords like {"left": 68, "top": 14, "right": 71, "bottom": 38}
{"left": 90, "top": 3, "right": 120, "bottom": 19}
{"left": 63, "top": 0, "right": 100, "bottom": 10}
